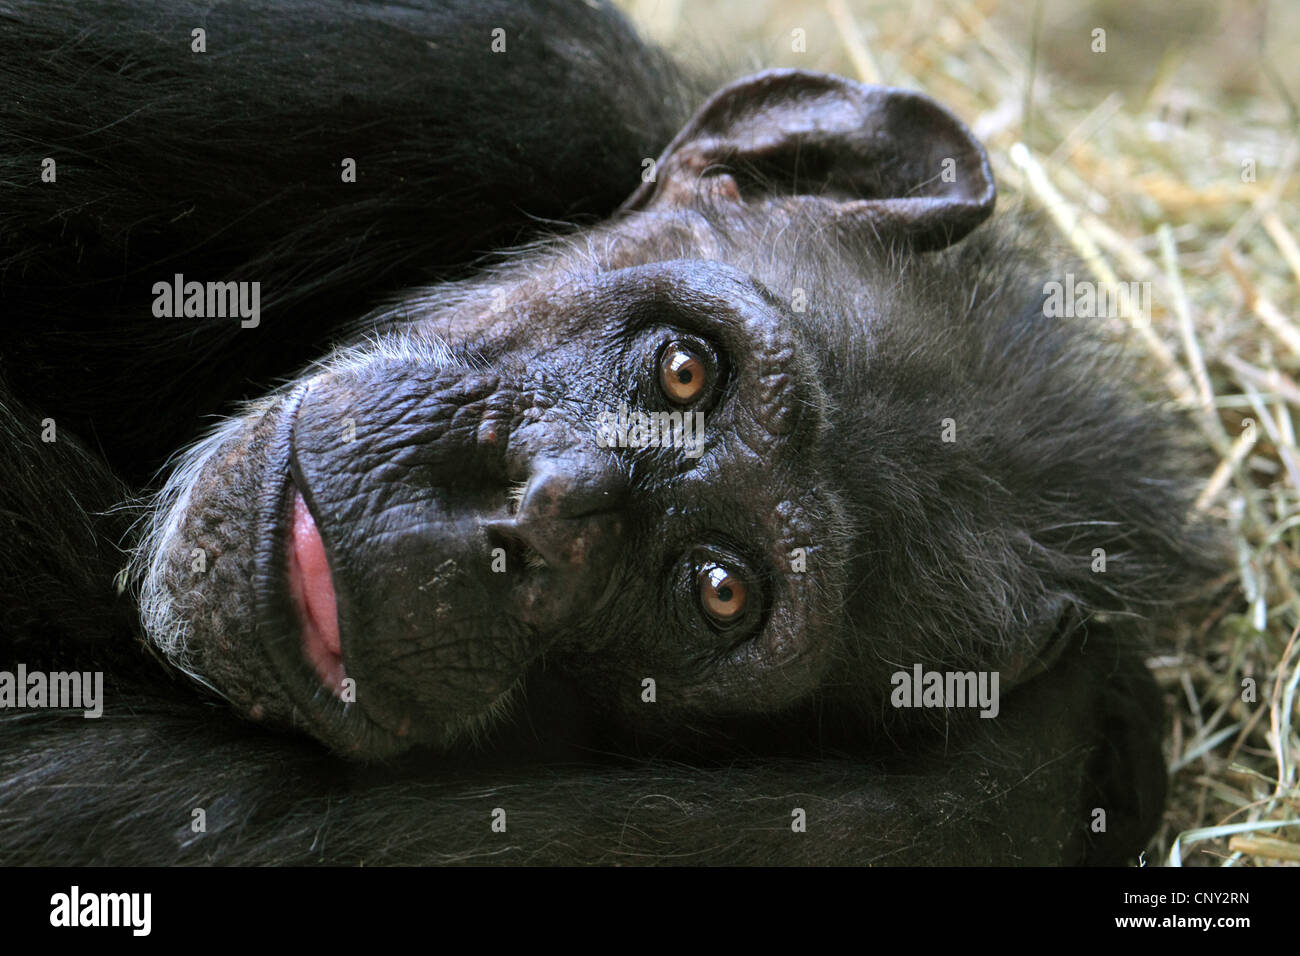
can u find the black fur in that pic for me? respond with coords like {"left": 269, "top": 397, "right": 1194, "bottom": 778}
{"left": 0, "top": 0, "right": 701, "bottom": 481}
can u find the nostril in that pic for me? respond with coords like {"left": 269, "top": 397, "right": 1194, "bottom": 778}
{"left": 485, "top": 520, "right": 549, "bottom": 572}
{"left": 487, "top": 454, "right": 627, "bottom": 574}
{"left": 486, "top": 510, "right": 618, "bottom": 572}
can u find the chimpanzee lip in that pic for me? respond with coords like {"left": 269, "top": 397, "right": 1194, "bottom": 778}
{"left": 285, "top": 484, "right": 345, "bottom": 696}
{"left": 279, "top": 413, "right": 355, "bottom": 706}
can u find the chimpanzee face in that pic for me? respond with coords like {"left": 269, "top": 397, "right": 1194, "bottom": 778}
{"left": 136, "top": 69, "right": 1000, "bottom": 757}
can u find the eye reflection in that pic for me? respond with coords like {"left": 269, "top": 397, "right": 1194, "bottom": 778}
{"left": 659, "top": 342, "right": 708, "bottom": 405}
{"left": 697, "top": 561, "right": 747, "bottom": 624}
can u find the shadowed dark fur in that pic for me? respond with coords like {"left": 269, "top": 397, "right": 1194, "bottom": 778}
{"left": 0, "top": 0, "right": 701, "bottom": 482}
{"left": 0, "top": 0, "right": 1214, "bottom": 865}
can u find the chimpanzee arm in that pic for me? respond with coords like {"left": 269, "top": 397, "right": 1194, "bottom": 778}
{"left": 0, "top": 630, "right": 1156, "bottom": 865}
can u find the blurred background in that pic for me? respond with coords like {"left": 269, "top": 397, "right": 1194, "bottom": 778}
{"left": 620, "top": 0, "right": 1300, "bottom": 867}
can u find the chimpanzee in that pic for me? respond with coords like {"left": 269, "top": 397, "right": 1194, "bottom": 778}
{"left": 0, "top": 0, "right": 1215, "bottom": 864}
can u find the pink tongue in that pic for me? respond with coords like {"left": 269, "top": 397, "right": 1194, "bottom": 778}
{"left": 288, "top": 489, "right": 344, "bottom": 692}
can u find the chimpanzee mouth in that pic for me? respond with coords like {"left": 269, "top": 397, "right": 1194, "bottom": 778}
{"left": 252, "top": 386, "right": 390, "bottom": 754}
{"left": 261, "top": 383, "right": 351, "bottom": 704}
{"left": 256, "top": 385, "right": 479, "bottom": 757}
{"left": 251, "top": 377, "right": 558, "bottom": 757}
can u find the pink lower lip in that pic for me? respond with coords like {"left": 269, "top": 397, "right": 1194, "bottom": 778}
{"left": 287, "top": 488, "right": 345, "bottom": 695}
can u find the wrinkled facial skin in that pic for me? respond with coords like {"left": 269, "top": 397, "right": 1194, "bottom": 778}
{"left": 146, "top": 256, "right": 848, "bottom": 756}
{"left": 135, "top": 69, "right": 1015, "bottom": 757}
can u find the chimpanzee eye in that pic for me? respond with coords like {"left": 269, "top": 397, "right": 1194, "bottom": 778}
{"left": 658, "top": 340, "right": 709, "bottom": 405}
{"left": 697, "top": 561, "right": 748, "bottom": 625}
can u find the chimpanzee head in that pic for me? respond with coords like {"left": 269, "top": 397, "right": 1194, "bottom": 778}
{"left": 136, "top": 69, "right": 1185, "bottom": 758}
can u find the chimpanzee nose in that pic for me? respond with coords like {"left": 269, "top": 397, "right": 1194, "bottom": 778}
{"left": 509, "top": 456, "right": 625, "bottom": 567}
{"left": 485, "top": 453, "right": 627, "bottom": 616}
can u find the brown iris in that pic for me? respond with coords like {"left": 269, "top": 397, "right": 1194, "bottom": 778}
{"left": 659, "top": 341, "right": 707, "bottom": 405}
{"left": 697, "top": 562, "right": 747, "bottom": 624}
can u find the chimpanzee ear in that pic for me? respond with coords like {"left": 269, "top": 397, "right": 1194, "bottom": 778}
{"left": 621, "top": 69, "right": 996, "bottom": 250}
